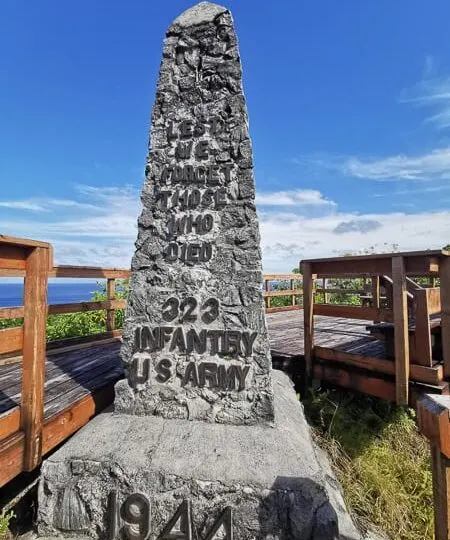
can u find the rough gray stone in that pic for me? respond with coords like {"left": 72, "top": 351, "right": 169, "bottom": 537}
{"left": 38, "top": 371, "right": 364, "bottom": 539}
{"left": 117, "top": 1, "right": 274, "bottom": 425}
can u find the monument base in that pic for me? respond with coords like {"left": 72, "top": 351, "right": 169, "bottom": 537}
{"left": 37, "top": 371, "right": 365, "bottom": 540}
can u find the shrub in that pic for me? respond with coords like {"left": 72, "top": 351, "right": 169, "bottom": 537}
{"left": 0, "top": 510, "right": 14, "bottom": 540}
{"left": 304, "top": 389, "right": 433, "bottom": 540}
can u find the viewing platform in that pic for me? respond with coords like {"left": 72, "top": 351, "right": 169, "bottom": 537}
{"left": 1, "top": 235, "right": 449, "bottom": 489}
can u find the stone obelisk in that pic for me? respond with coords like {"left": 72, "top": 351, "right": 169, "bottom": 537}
{"left": 114, "top": 1, "right": 274, "bottom": 425}
{"left": 37, "top": 4, "right": 367, "bottom": 539}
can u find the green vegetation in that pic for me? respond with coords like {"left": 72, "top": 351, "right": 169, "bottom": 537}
{"left": 0, "top": 280, "right": 127, "bottom": 342}
{"left": 0, "top": 509, "right": 14, "bottom": 540}
{"left": 268, "top": 268, "right": 368, "bottom": 308}
{"left": 303, "top": 389, "right": 433, "bottom": 540}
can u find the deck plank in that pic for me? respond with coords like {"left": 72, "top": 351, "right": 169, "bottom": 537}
{"left": 0, "top": 341, "right": 122, "bottom": 417}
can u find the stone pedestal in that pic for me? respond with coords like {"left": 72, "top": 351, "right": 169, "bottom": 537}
{"left": 38, "top": 371, "right": 363, "bottom": 540}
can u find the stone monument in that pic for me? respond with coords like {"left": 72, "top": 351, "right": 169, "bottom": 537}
{"left": 37, "top": 4, "right": 369, "bottom": 539}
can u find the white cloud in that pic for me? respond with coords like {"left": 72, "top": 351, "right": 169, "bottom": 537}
{"left": 0, "top": 200, "right": 46, "bottom": 211}
{"left": 292, "top": 147, "right": 450, "bottom": 182}
{"left": 0, "top": 185, "right": 140, "bottom": 268}
{"left": 1, "top": 184, "right": 449, "bottom": 273}
{"left": 259, "top": 210, "right": 450, "bottom": 272}
{"left": 342, "top": 147, "right": 450, "bottom": 181}
{"left": 400, "top": 75, "right": 450, "bottom": 130}
{"left": 255, "top": 189, "right": 336, "bottom": 207}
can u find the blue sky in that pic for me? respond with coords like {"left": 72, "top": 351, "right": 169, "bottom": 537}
{"left": 1, "top": 0, "right": 450, "bottom": 272}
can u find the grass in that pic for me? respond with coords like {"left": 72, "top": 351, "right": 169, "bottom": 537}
{"left": 303, "top": 388, "right": 434, "bottom": 540}
{"left": 0, "top": 510, "right": 14, "bottom": 540}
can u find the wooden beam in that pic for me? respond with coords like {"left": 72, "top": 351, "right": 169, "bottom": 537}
{"left": 1, "top": 299, "right": 126, "bottom": 319}
{"left": 414, "top": 289, "right": 433, "bottom": 367}
{"left": 322, "top": 278, "right": 328, "bottom": 304}
{"left": 290, "top": 279, "right": 296, "bottom": 306}
{"left": 0, "top": 269, "right": 25, "bottom": 278}
{"left": 313, "top": 303, "right": 393, "bottom": 322}
{"left": 0, "top": 432, "right": 25, "bottom": 487}
{"left": 47, "top": 299, "right": 126, "bottom": 315}
{"left": 0, "top": 245, "right": 27, "bottom": 271}
{"left": 51, "top": 265, "right": 130, "bottom": 279}
{"left": 0, "top": 235, "right": 52, "bottom": 249}
{"left": 0, "top": 306, "right": 25, "bottom": 320}
{"left": 0, "top": 327, "right": 23, "bottom": 355}
{"left": 21, "top": 246, "right": 49, "bottom": 471}
{"left": 372, "top": 275, "right": 380, "bottom": 322}
{"left": 263, "top": 274, "right": 302, "bottom": 280}
{"left": 41, "top": 384, "right": 115, "bottom": 455}
{"left": 264, "top": 278, "right": 271, "bottom": 309}
{"left": 264, "top": 289, "right": 302, "bottom": 298}
{"left": 314, "top": 288, "right": 367, "bottom": 295}
{"left": 303, "top": 253, "right": 442, "bottom": 278}
{"left": 417, "top": 395, "right": 450, "bottom": 540}
{"left": 427, "top": 288, "right": 442, "bottom": 316}
{"left": 265, "top": 305, "right": 302, "bottom": 314}
{"left": 313, "top": 360, "right": 447, "bottom": 405}
{"left": 302, "top": 262, "right": 314, "bottom": 386}
{"left": 441, "top": 257, "right": 450, "bottom": 379}
{"left": 430, "top": 445, "right": 450, "bottom": 540}
{"left": 0, "top": 408, "right": 21, "bottom": 440}
{"left": 313, "top": 361, "right": 397, "bottom": 401}
{"left": 106, "top": 279, "right": 116, "bottom": 332}
{"left": 392, "top": 256, "right": 410, "bottom": 406}
{"left": 417, "top": 395, "right": 450, "bottom": 459}
{"left": 314, "top": 345, "right": 443, "bottom": 385}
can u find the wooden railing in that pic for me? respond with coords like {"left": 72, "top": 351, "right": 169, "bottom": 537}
{"left": 0, "top": 235, "right": 53, "bottom": 473}
{"left": 0, "top": 236, "right": 133, "bottom": 484}
{"left": 263, "top": 274, "right": 302, "bottom": 313}
{"left": 418, "top": 394, "right": 450, "bottom": 540}
{"left": 301, "top": 250, "right": 450, "bottom": 406}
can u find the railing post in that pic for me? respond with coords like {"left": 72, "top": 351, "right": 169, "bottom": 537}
{"left": 414, "top": 289, "right": 433, "bottom": 366}
{"left": 290, "top": 278, "right": 295, "bottom": 306}
{"left": 265, "top": 278, "right": 271, "bottom": 309}
{"left": 106, "top": 278, "right": 116, "bottom": 332}
{"left": 418, "top": 395, "right": 450, "bottom": 540}
{"left": 441, "top": 257, "right": 450, "bottom": 379}
{"left": 21, "top": 246, "right": 50, "bottom": 471}
{"left": 371, "top": 275, "right": 380, "bottom": 323}
{"left": 302, "top": 262, "right": 315, "bottom": 391}
{"left": 392, "top": 256, "right": 410, "bottom": 406}
{"left": 322, "top": 277, "right": 328, "bottom": 304}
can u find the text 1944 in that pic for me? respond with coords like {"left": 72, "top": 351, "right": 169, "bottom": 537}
{"left": 108, "top": 491, "right": 233, "bottom": 540}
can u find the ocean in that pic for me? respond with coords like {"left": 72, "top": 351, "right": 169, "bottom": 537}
{"left": 0, "top": 282, "right": 105, "bottom": 308}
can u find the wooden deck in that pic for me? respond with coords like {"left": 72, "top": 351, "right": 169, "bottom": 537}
{"left": 0, "top": 341, "right": 122, "bottom": 419}
{"left": 267, "top": 310, "right": 383, "bottom": 358}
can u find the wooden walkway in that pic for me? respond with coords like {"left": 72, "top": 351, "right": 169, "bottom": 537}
{"left": 267, "top": 310, "right": 383, "bottom": 358}
{"left": 0, "top": 341, "right": 122, "bottom": 419}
